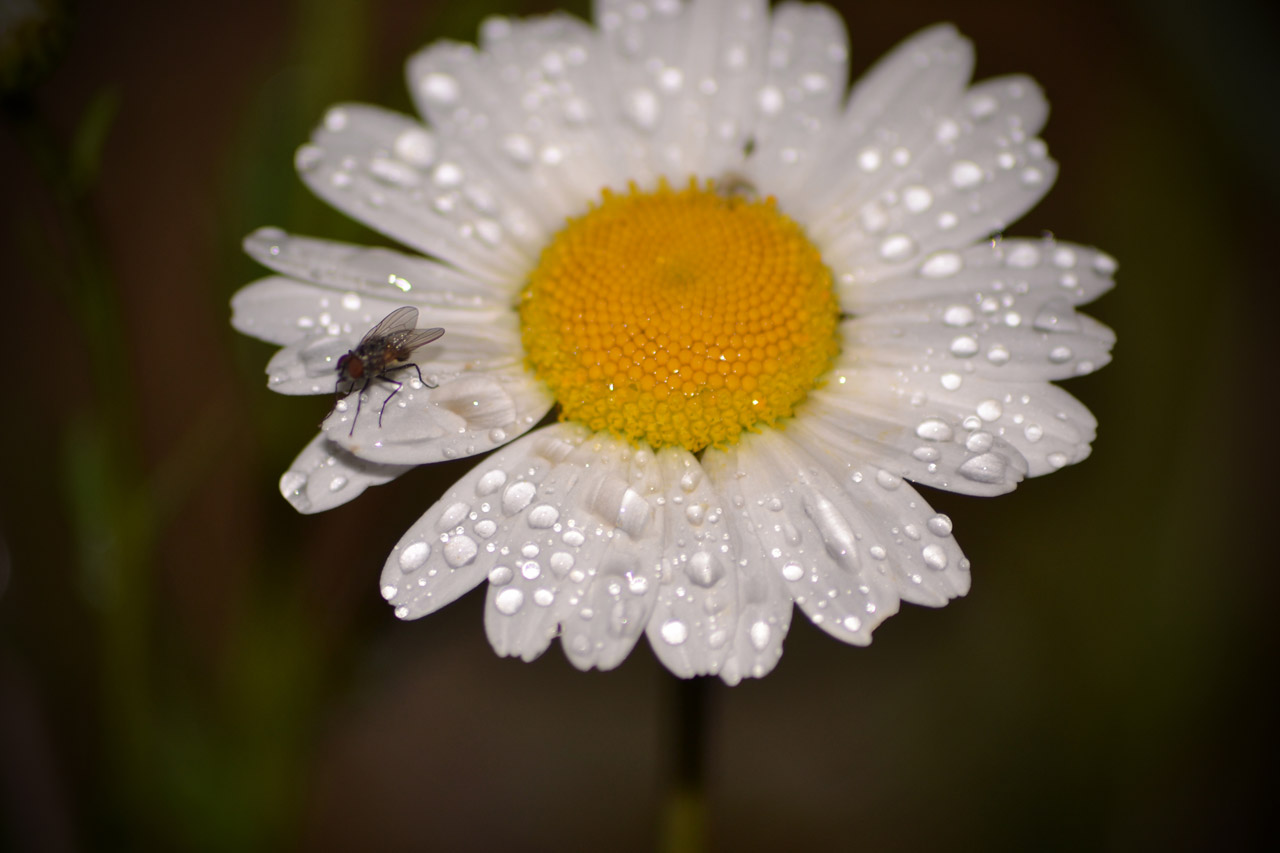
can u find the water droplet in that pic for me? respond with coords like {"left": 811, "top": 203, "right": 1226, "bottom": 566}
{"left": 438, "top": 501, "right": 470, "bottom": 531}
{"left": 1047, "top": 452, "right": 1069, "bottom": 469}
{"left": 534, "top": 588, "right": 555, "bottom": 607}
{"left": 684, "top": 503, "right": 706, "bottom": 525}
{"left": 749, "top": 620, "right": 771, "bottom": 651}
{"left": 398, "top": 541, "right": 430, "bottom": 571}
{"left": 986, "top": 344, "right": 1011, "bottom": 364}
{"left": 1049, "top": 346, "right": 1073, "bottom": 363}
{"left": 757, "top": 85, "right": 784, "bottom": 115}
{"left": 842, "top": 615, "right": 862, "bottom": 633}
{"left": 295, "top": 144, "right": 323, "bottom": 172}
{"left": 527, "top": 504, "right": 560, "bottom": 529}
{"left": 381, "top": 584, "right": 398, "bottom": 600}
{"left": 476, "top": 468, "right": 508, "bottom": 496}
{"left": 432, "top": 161, "right": 464, "bottom": 187}
{"left": 502, "top": 481, "right": 537, "bottom": 515}
{"left": 1052, "top": 247, "right": 1077, "bottom": 268}
{"left": 903, "top": 185, "right": 933, "bottom": 212}
{"left": 921, "top": 252, "right": 963, "bottom": 278}
{"left": 879, "top": 233, "right": 916, "bottom": 261}
{"left": 968, "top": 93, "right": 998, "bottom": 119}
{"left": 976, "top": 400, "right": 1003, "bottom": 422}
{"left": 935, "top": 118, "right": 960, "bottom": 144}
{"left": 394, "top": 127, "right": 436, "bottom": 166}
{"left": 488, "top": 427, "right": 507, "bottom": 444}
{"left": 950, "top": 160, "right": 983, "bottom": 188}
{"left": 488, "top": 565, "right": 513, "bottom": 585}
{"left": 943, "top": 305, "right": 975, "bottom": 327}
{"left": 781, "top": 562, "right": 804, "bottom": 582}
{"left": 965, "top": 431, "right": 994, "bottom": 453}
{"left": 1023, "top": 423, "right": 1044, "bottom": 443}
{"left": 950, "top": 335, "right": 979, "bottom": 357}
{"left": 474, "top": 519, "right": 497, "bottom": 539}
{"left": 922, "top": 544, "right": 948, "bottom": 570}
{"left": 940, "top": 373, "right": 962, "bottom": 391}
{"left": 679, "top": 467, "right": 703, "bottom": 492}
{"left": 685, "top": 551, "right": 723, "bottom": 587}
{"left": 857, "top": 148, "right": 882, "bottom": 172}
{"left": 494, "top": 587, "right": 525, "bottom": 615}
{"left": 626, "top": 87, "right": 660, "bottom": 129}
{"left": 442, "top": 535, "right": 478, "bottom": 567}
{"left": 958, "top": 453, "right": 1008, "bottom": 484}
{"left": 1093, "top": 253, "right": 1119, "bottom": 275}
{"left": 328, "top": 475, "right": 348, "bottom": 492}
{"left": 660, "top": 619, "right": 688, "bottom": 645}
{"left": 927, "top": 514, "right": 953, "bottom": 536}
{"left": 875, "top": 470, "right": 900, "bottom": 490}
{"left": 1006, "top": 244, "right": 1040, "bottom": 268}
{"left": 562, "top": 528, "right": 585, "bottom": 547}
{"left": 869, "top": 545, "right": 886, "bottom": 561}
{"left": 420, "top": 71, "right": 459, "bottom": 103}
{"left": 323, "top": 107, "right": 348, "bottom": 131}
{"left": 521, "top": 560, "right": 541, "bottom": 580}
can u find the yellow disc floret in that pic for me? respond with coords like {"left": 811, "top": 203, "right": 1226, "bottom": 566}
{"left": 520, "top": 179, "right": 840, "bottom": 452}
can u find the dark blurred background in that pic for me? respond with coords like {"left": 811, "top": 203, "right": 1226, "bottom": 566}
{"left": 1, "top": 0, "right": 1275, "bottom": 849}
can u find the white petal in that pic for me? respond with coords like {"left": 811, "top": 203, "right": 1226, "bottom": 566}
{"left": 381, "top": 423, "right": 592, "bottom": 620}
{"left": 326, "top": 364, "right": 555, "bottom": 466}
{"left": 297, "top": 103, "right": 544, "bottom": 283}
{"left": 279, "top": 432, "right": 413, "bottom": 514}
{"left": 408, "top": 15, "right": 622, "bottom": 223}
{"left": 843, "top": 237, "right": 1117, "bottom": 310}
{"left": 591, "top": 0, "right": 768, "bottom": 183}
{"left": 844, "top": 292, "right": 1114, "bottom": 382}
{"left": 699, "top": 447, "right": 799, "bottom": 684}
{"left": 482, "top": 434, "right": 663, "bottom": 672}
{"left": 643, "top": 448, "right": 741, "bottom": 680}
{"left": 251, "top": 284, "right": 515, "bottom": 396}
{"left": 776, "top": 426, "right": 973, "bottom": 605}
{"left": 242, "top": 227, "right": 511, "bottom": 312}
{"left": 709, "top": 432, "right": 891, "bottom": 646}
{"left": 782, "top": 24, "right": 1055, "bottom": 282}
{"left": 743, "top": 1, "right": 849, "bottom": 197}
{"left": 801, "top": 378, "right": 1029, "bottom": 497}
{"left": 930, "top": 377, "right": 1098, "bottom": 477}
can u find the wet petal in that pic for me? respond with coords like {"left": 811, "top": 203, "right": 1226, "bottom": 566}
{"left": 279, "top": 432, "right": 414, "bottom": 514}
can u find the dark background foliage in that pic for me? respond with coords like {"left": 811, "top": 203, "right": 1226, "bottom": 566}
{"left": 2, "top": 0, "right": 1275, "bottom": 849}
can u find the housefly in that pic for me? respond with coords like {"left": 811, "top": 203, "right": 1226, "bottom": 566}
{"left": 328, "top": 306, "right": 445, "bottom": 435}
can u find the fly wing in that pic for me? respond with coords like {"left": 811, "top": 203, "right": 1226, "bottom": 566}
{"left": 388, "top": 326, "right": 446, "bottom": 359}
{"left": 359, "top": 306, "right": 420, "bottom": 345}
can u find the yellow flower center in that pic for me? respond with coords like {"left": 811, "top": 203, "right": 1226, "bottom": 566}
{"left": 519, "top": 179, "right": 839, "bottom": 452}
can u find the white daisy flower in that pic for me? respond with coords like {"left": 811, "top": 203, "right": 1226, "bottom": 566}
{"left": 231, "top": 0, "right": 1115, "bottom": 685}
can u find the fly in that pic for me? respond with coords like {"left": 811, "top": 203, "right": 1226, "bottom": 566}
{"left": 328, "top": 306, "right": 445, "bottom": 436}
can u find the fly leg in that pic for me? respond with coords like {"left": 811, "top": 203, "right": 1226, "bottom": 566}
{"left": 348, "top": 378, "right": 371, "bottom": 436}
{"left": 376, "top": 374, "right": 405, "bottom": 428}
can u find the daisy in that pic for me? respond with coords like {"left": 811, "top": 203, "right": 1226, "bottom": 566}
{"left": 231, "top": 0, "right": 1114, "bottom": 685}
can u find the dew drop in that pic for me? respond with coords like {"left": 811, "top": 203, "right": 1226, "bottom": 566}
{"left": 494, "top": 587, "right": 525, "bottom": 615}
{"left": 950, "top": 160, "right": 983, "bottom": 188}
{"left": 685, "top": 551, "right": 723, "bottom": 588}
{"left": 976, "top": 400, "right": 1003, "bottom": 422}
{"left": 950, "top": 335, "right": 979, "bottom": 357}
{"left": 781, "top": 562, "right": 804, "bottom": 582}
{"left": 502, "top": 481, "right": 537, "bottom": 515}
{"left": 1024, "top": 423, "right": 1044, "bottom": 443}
{"left": 398, "top": 541, "right": 430, "bottom": 571}
{"left": 958, "top": 453, "right": 1008, "bottom": 484}
{"left": 442, "top": 535, "right": 478, "bottom": 567}
{"left": 749, "top": 620, "right": 771, "bottom": 651}
{"left": 381, "top": 584, "right": 397, "bottom": 600}
{"left": 943, "top": 305, "right": 975, "bottom": 327}
{"left": 420, "top": 71, "right": 460, "bottom": 104}
{"left": 927, "top": 514, "right": 953, "bottom": 536}
{"left": 1049, "top": 346, "right": 1073, "bottom": 363}
{"left": 842, "top": 615, "right": 862, "bottom": 633}
{"left": 527, "top": 504, "right": 560, "bottom": 529}
{"left": 394, "top": 127, "right": 436, "bottom": 166}
{"left": 903, "top": 185, "right": 932, "bottom": 212}
{"left": 940, "top": 372, "right": 963, "bottom": 391}
{"left": 476, "top": 468, "right": 508, "bottom": 496}
{"left": 488, "top": 565, "right": 513, "bottom": 585}
{"left": 921, "top": 252, "right": 963, "bottom": 278}
{"left": 534, "top": 588, "right": 555, "bottom": 607}
{"left": 879, "top": 233, "right": 917, "bottom": 261}
{"left": 922, "top": 544, "right": 948, "bottom": 570}
{"left": 660, "top": 619, "right": 689, "bottom": 645}
{"left": 1047, "top": 452, "right": 1069, "bottom": 469}
{"left": 562, "top": 528, "right": 586, "bottom": 547}
{"left": 438, "top": 501, "right": 470, "bottom": 531}
{"left": 328, "top": 475, "right": 348, "bottom": 493}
